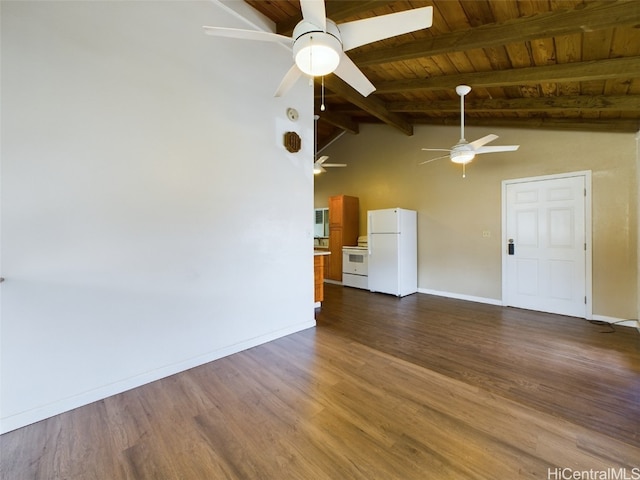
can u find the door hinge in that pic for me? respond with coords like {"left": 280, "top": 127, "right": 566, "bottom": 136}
{"left": 585, "top": 296, "right": 587, "bottom": 304}
{"left": 584, "top": 243, "right": 587, "bottom": 251}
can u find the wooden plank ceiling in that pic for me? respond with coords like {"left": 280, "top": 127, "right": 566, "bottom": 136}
{"left": 245, "top": 0, "right": 640, "bottom": 149}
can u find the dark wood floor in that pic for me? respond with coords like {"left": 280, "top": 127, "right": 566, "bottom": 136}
{"left": 318, "top": 285, "right": 640, "bottom": 448}
{"left": 2, "top": 284, "right": 639, "bottom": 479}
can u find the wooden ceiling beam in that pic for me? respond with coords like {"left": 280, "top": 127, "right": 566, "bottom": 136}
{"left": 411, "top": 117, "right": 640, "bottom": 134}
{"left": 374, "top": 57, "right": 640, "bottom": 94}
{"left": 388, "top": 95, "right": 640, "bottom": 113}
{"left": 323, "top": 114, "right": 640, "bottom": 133}
{"left": 316, "top": 111, "right": 360, "bottom": 135}
{"left": 317, "top": 128, "right": 349, "bottom": 152}
{"left": 351, "top": 1, "right": 640, "bottom": 67}
{"left": 322, "top": 75, "right": 413, "bottom": 136}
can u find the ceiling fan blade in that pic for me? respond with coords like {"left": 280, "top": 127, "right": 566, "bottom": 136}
{"left": 274, "top": 64, "right": 303, "bottom": 97}
{"left": 475, "top": 145, "right": 520, "bottom": 154}
{"left": 340, "top": 6, "right": 433, "bottom": 52}
{"left": 421, "top": 148, "right": 452, "bottom": 152}
{"left": 469, "top": 134, "right": 499, "bottom": 149}
{"left": 322, "top": 163, "right": 347, "bottom": 167}
{"left": 203, "top": 26, "right": 292, "bottom": 46}
{"left": 300, "top": 0, "right": 326, "bottom": 31}
{"left": 419, "top": 154, "right": 450, "bottom": 165}
{"left": 332, "top": 55, "right": 376, "bottom": 97}
{"left": 315, "top": 156, "right": 329, "bottom": 165}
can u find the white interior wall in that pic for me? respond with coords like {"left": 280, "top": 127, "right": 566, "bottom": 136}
{"left": 0, "top": 0, "right": 315, "bottom": 433}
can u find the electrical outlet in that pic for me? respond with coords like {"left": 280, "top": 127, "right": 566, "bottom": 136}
{"left": 482, "top": 230, "right": 491, "bottom": 238}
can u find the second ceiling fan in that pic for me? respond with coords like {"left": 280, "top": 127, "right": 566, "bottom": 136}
{"left": 203, "top": 0, "right": 433, "bottom": 97}
{"left": 420, "top": 85, "right": 520, "bottom": 177}
{"left": 313, "top": 114, "right": 345, "bottom": 174}
{"left": 314, "top": 155, "right": 345, "bottom": 174}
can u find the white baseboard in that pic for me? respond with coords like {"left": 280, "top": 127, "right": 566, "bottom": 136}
{"left": 592, "top": 314, "right": 640, "bottom": 330}
{"left": 417, "top": 289, "right": 638, "bottom": 331}
{"left": 0, "top": 319, "right": 316, "bottom": 434}
{"left": 418, "top": 288, "right": 502, "bottom": 306}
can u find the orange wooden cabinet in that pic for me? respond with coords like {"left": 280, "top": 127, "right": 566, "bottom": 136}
{"left": 314, "top": 254, "right": 326, "bottom": 302}
{"left": 325, "top": 195, "right": 359, "bottom": 281}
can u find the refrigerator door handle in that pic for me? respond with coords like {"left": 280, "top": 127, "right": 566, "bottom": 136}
{"left": 368, "top": 212, "right": 372, "bottom": 255}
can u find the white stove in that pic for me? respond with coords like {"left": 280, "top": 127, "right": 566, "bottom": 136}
{"left": 342, "top": 237, "right": 369, "bottom": 289}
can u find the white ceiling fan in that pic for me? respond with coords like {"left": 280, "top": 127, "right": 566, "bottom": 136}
{"left": 420, "top": 85, "right": 520, "bottom": 177}
{"left": 203, "top": 1, "right": 432, "bottom": 98}
{"left": 314, "top": 155, "right": 346, "bottom": 174}
{"left": 313, "top": 115, "right": 345, "bottom": 174}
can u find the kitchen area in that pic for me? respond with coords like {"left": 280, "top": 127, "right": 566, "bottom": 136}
{"left": 314, "top": 194, "right": 417, "bottom": 307}
{"left": 313, "top": 194, "right": 360, "bottom": 307}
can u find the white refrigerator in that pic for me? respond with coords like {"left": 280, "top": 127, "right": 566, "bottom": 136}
{"left": 367, "top": 208, "right": 417, "bottom": 297}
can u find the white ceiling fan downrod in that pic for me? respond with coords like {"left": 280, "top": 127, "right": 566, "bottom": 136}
{"left": 457, "top": 84, "right": 471, "bottom": 143}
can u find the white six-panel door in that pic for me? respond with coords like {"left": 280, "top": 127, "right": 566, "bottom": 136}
{"left": 503, "top": 173, "right": 591, "bottom": 318}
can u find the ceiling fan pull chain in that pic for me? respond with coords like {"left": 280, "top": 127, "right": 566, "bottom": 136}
{"left": 320, "top": 76, "right": 326, "bottom": 111}
{"left": 462, "top": 163, "right": 466, "bottom": 178}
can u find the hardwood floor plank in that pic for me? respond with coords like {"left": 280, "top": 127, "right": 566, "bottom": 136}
{"left": 1, "top": 284, "right": 638, "bottom": 479}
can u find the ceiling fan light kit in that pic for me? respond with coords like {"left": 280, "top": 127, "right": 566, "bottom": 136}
{"left": 450, "top": 146, "right": 475, "bottom": 164}
{"left": 292, "top": 20, "right": 342, "bottom": 77}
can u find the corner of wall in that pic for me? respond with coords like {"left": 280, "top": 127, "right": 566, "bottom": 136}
{"left": 636, "top": 130, "right": 640, "bottom": 326}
